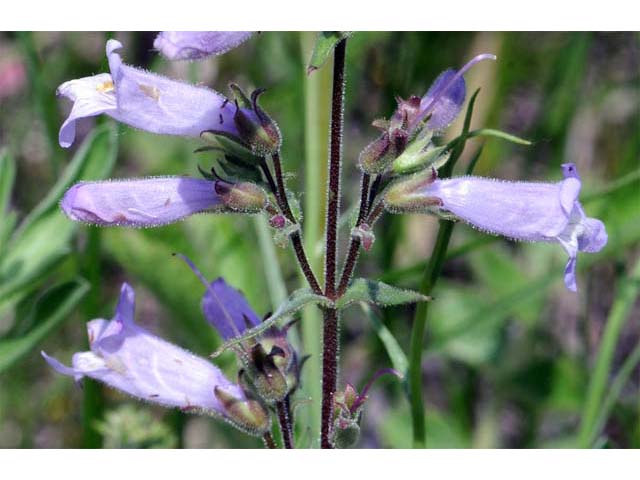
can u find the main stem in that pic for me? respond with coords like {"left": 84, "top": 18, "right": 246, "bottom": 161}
{"left": 320, "top": 39, "right": 347, "bottom": 449}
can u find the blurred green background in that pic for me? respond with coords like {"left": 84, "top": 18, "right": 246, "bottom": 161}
{"left": 0, "top": 32, "right": 638, "bottom": 448}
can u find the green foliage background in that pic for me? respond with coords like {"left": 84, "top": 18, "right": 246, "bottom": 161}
{"left": 0, "top": 32, "right": 638, "bottom": 448}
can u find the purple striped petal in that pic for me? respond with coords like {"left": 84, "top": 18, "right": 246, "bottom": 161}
{"left": 60, "top": 177, "right": 225, "bottom": 227}
{"left": 154, "top": 31, "right": 253, "bottom": 60}
{"left": 42, "top": 283, "right": 245, "bottom": 416}
{"left": 57, "top": 40, "right": 253, "bottom": 148}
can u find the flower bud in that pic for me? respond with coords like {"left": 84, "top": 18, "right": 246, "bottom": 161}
{"left": 351, "top": 224, "right": 375, "bottom": 251}
{"left": 240, "top": 325, "right": 302, "bottom": 404}
{"left": 358, "top": 133, "right": 391, "bottom": 174}
{"left": 269, "top": 214, "right": 286, "bottom": 229}
{"left": 334, "top": 417, "right": 361, "bottom": 449}
{"left": 331, "top": 370, "right": 402, "bottom": 448}
{"left": 230, "top": 84, "right": 282, "bottom": 156}
{"left": 214, "top": 180, "right": 268, "bottom": 213}
{"left": 214, "top": 386, "right": 271, "bottom": 436}
{"left": 244, "top": 343, "right": 290, "bottom": 402}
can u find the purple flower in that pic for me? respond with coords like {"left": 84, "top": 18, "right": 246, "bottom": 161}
{"left": 57, "top": 39, "right": 255, "bottom": 148}
{"left": 154, "top": 31, "right": 253, "bottom": 61}
{"left": 41, "top": 283, "right": 269, "bottom": 429}
{"left": 61, "top": 177, "right": 227, "bottom": 227}
{"left": 384, "top": 163, "right": 607, "bottom": 291}
{"left": 177, "top": 254, "right": 261, "bottom": 340}
{"left": 413, "top": 53, "right": 496, "bottom": 131}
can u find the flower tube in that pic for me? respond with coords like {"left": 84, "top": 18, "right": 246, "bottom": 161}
{"left": 384, "top": 163, "right": 607, "bottom": 291}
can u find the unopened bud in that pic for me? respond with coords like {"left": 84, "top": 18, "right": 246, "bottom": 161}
{"left": 334, "top": 417, "right": 361, "bottom": 449}
{"left": 351, "top": 224, "right": 375, "bottom": 251}
{"left": 244, "top": 343, "right": 290, "bottom": 402}
{"left": 269, "top": 214, "right": 286, "bottom": 229}
{"left": 214, "top": 387, "right": 271, "bottom": 436}
{"left": 389, "top": 95, "right": 422, "bottom": 132}
{"left": 215, "top": 180, "right": 267, "bottom": 213}
{"left": 359, "top": 133, "right": 392, "bottom": 174}
{"left": 231, "top": 84, "right": 282, "bottom": 156}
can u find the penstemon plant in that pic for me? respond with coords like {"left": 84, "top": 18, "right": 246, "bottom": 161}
{"left": 42, "top": 31, "right": 607, "bottom": 449}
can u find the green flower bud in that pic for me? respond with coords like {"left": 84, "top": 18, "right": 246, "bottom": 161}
{"left": 214, "top": 180, "right": 268, "bottom": 213}
{"left": 213, "top": 386, "right": 271, "bottom": 436}
{"left": 333, "top": 417, "right": 361, "bottom": 449}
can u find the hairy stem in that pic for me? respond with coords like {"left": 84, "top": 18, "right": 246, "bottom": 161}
{"left": 337, "top": 173, "right": 371, "bottom": 296}
{"left": 320, "top": 308, "right": 340, "bottom": 448}
{"left": 276, "top": 397, "right": 294, "bottom": 448}
{"left": 270, "top": 152, "right": 322, "bottom": 294}
{"left": 271, "top": 152, "right": 296, "bottom": 223}
{"left": 262, "top": 432, "right": 277, "bottom": 449}
{"left": 291, "top": 231, "right": 323, "bottom": 295}
{"left": 320, "top": 38, "right": 347, "bottom": 449}
{"left": 324, "top": 39, "right": 347, "bottom": 301}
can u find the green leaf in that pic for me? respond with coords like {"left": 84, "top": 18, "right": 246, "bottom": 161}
{"left": 211, "top": 288, "right": 330, "bottom": 356}
{"left": 0, "top": 149, "right": 16, "bottom": 218}
{"left": 306, "top": 32, "right": 351, "bottom": 75}
{"left": 0, "top": 278, "right": 89, "bottom": 373}
{"left": 0, "top": 123, "right": 117, "bottom": 310}
{"left": 359, "top": 303, "right": 409, "bottom": 374}
{"left": 14, "top": 122, "right": 118, "bottom": 236}
{"left": 466, "top": 128, "right": 532, "bottom": 146}
{"left": 335, "top": 278, "right": 431, "bottom": 310}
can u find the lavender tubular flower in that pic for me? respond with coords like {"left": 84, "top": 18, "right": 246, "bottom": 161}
{"left": 61, "top": 177, "right": 226, "bottom": 227}
{"left": 154, "top": 31, "right": 253, "bottom": 61}
{"left": 384, "top": 164, "right": 607, "bottom": 291}
{"left": 41, "top": 284, "right": 270, "bottom": 435}
{"left": 57, "top": 40, "right": 254, "bottom": 148}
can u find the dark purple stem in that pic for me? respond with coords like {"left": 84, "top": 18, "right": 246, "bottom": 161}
{"left": 262, "top": 432, "right": 276, "bottom": 449}
{"left": 320, "top": 38, "right": 347, "bottom": 449}
{"left": 337, "top": 172, "right": 371, "bottom": 296}
{"left": 276, "top": 397, "right": 294, "bottom": 449}
{"left": 270, "top": 152, "right": 322, "bottom": 295}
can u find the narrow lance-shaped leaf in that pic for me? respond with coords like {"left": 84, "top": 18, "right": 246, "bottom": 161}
{"left": 0, "top": 149, "right": 15, "bottom": 218}
{"left": 0, "top": 124, "right": 117, "bottom": 308}
{"left": 335, "top": 278, "right": 432, "bottom": 310}
{"left": 0, "top": 151, "right": 17, "bottom": 259}
{"left": 0, "top": 279, "right": 89, "bottom": 373}
{"left": 359, "top": 303, "right": 409, "bottom": 374}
